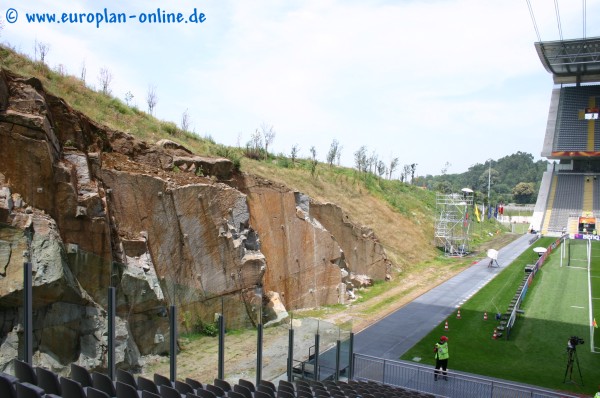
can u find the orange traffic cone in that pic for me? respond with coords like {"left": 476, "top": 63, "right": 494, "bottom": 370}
{"left": 492, "top": 328, "right": 497, "bottom": 339}
{"left": 457, "top": 310, "right": 461, "bottom": 319}
{"left": 484, "top": 312, "right": 488, "bottom": 321}
{"left": 444, "top": 321, "right": 449, "bottom": 331}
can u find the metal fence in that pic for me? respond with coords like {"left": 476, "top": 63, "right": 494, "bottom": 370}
{"left": 353, "top": 354, "right": 579, "bottom": 398}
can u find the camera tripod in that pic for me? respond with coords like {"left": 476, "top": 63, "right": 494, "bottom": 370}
{"left": 563, "top": 348, "right": 583, "bottom": 386}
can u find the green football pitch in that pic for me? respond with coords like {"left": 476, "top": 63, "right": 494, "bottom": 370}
{"left": 401, "top": 237, "right": 600, "bottom": 395}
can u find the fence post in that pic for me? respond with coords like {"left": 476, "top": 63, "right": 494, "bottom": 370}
{"left": 348, "top": 333, "right": 354, "bottom": 380}
{"left": 23, "top": 262, "right": 32, "bottom": 364}
{"left": 314, "top": 333, "right": 320, "bottom": 381}
{"left": 287, "top": 328, "right": 294, "bottom": 382}
{"left": 107, "top": 287, "right": 116, "bottom": 380}
{"left": 334, "top": 340, "right": 341, "bottom": 381}
{"left": 218, "top": 312, "right": 225, "bottom": 380}
{"left": 169, "top": 305, "right": 177, "bottom": 382}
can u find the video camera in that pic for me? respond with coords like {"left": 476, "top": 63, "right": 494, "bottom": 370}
{"left": 567, "top": 336, "right": 584, "bottom": 350}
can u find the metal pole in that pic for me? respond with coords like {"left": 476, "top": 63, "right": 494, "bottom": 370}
{"left": 256, "top": 286, "right": 263, "bottom": 386}
{"left": 287, "top": 328, "right": 294, "bottom": 382}
{"left": 107, "top": 287, "right": 116, "bottom": 380}
{"left": 348, "top": 333, "right": 354, "bottom": 380}
{"left": 314, "top": 333, "right": 320, "bottom": 381}
{"left": 218, "top": 312, "right": 225, "bottom": 380}
{"left": 334, "top": 340, "right": 341, "bottom": 381}
{"left": 23, "top": 262, "right": 32, "bottom": 364}
{"left": 169, "top": 305, "right": 177, "bottom": 382}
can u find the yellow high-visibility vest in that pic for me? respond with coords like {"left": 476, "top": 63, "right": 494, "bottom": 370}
{"left": 435, "top": 342, "right": 449, "bottom": 360}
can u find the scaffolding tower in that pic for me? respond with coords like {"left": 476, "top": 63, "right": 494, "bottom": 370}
{"left": 434, "top": 189, "right": 473, "bottom": 256}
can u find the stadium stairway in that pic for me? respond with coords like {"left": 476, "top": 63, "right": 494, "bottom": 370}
{"left": 567, "top": 217, "right": 579, "bottom": 234}
{"left": 541, "top": 175, "right": 558, "bottom": 235}
{"left": 530, "top": 169, "right": 553, "bottom": 232}
{"left": 583, "top": 176, "right": 594, "bottom": 213}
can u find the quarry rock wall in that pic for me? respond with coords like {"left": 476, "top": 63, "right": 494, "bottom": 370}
{"left": 0, "top": 69, "right": 392, "bottom": 373}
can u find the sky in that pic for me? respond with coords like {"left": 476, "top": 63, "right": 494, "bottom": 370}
{"left": 3, "top": 0, "right": 600, "bottom": 177}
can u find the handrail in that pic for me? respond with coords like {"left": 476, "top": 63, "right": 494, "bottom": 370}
{"left": 353, "top": 353, "right": 580, "bottom": 398}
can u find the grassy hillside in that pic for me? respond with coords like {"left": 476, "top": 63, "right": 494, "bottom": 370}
{"left": 242, "top": 157, "right": 437, "bottom": 268}
{"left": 0, "top": 43, "right": 509, "bottom": 298}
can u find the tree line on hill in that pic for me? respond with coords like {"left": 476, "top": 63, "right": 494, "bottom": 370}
{"left": 416, "top": 152, "right": 549, "bottom": 204}
{"left": 240, "top": 125, "right": 546, "bottom": 205}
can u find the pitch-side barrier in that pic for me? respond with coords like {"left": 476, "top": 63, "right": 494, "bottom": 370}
{"left": 353, "top": 353, "right": 579, "bottom": 398}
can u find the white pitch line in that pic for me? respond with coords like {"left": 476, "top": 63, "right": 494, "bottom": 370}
{"left": 571, "top": 306, "right": 585, "bottom": 309}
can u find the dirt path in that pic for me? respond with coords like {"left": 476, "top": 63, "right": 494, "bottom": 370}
{"left": 142, "top": 233, "right": 522, "bottom": 384}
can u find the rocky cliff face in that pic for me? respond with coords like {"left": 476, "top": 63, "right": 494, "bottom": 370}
{"left": 309, "top": 202, "right": 392, "bottom": 281}
{"left": 0, "top": 69, "right": 392, "bottom": 373}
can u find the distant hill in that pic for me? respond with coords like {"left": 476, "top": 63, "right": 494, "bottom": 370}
{"left": 417, "top": 152, "right": 549, "bottom": 204}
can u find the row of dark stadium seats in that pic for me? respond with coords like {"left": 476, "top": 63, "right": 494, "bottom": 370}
{"left": 554, "top": 85, "right": 600, "bottom": 152}
{"left": 2, "top": 359, "right": 433, "bottom": 398}
{"left": 547, "top": 174, "right": 585, "bottom": 232}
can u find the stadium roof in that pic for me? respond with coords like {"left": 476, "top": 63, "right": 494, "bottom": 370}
{"left": 535, "top": 36, "right": 600, "bottom": 84}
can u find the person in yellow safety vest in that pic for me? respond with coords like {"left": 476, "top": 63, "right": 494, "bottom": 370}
{"left": 595, "top": 385, "right": 600, "bottom": 398}
{"left": 434, "top": 335, "right": 449, "bottom": 381}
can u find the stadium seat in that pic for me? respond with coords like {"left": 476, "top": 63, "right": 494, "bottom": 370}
{"left": 16, "top": 381, "right": 58, "bottom": 398}
{"left": 92, "top": 371, "right": 117, "bottom": 397}
{"left": 137, "top": 375, "right": 160, "bottom": 395}
{"left": 195, "top": 388, "right": 218, "bottom": 398}
{"left": 60, "top": 377, "right": 88, "bottom": 398}
{"left": 0, "top": 372, "right": 18, "bottom": 398}
{"left": 233, "top": 384, "right": 253, "bottom": 398}
{"left": 214, "top": 378, "right": 232, "bottom": 393}
{"left": 237, "top": 379, "right": 255, "bottom": 393}
{"left": 256, "top": 384, "right": 275, "bottom": 398}
{"left": 35, "top": 367, "right": 62, "bottom": 396}
{"left": 14, "top": 359, "right": 37, "bottom": 385}
{"left": 227, "top": 391, "right": 246, "bottom": 398}
{"left": 116, "top": 380, "right": 140, "bottom": 398}
{"left": 70, "top": 364, "right": 93, "bottom": 388}
{"left": 206, "top": 384, "right": 226, "bottom": 398}
{"left": 175, "top": 380, "right": 196, "bottom": 395}
{"left": 154, "top": 373, "right": 174, "bottom": 389}
{"left": 160, "top": 384, "right": 183, "bottom": 398}
{"left": 259, "top": 380, "right": 276, "bottom": 392}
{"left": 116, "top": 368, "right": 138, "bottom": 390}
{"left": 87, "top": 387, "right": 111, "bottom": 398}
{"left": 185, "top": 378, "right": 204, "bottom": 391}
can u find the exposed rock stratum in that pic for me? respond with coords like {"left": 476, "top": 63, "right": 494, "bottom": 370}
{"left": 0, "top": 69, "right": 391, "bottom": 373}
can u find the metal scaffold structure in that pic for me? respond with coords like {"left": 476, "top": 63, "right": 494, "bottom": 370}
{"left": 434, "top": 188, "right": 474, "bottom": 256}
